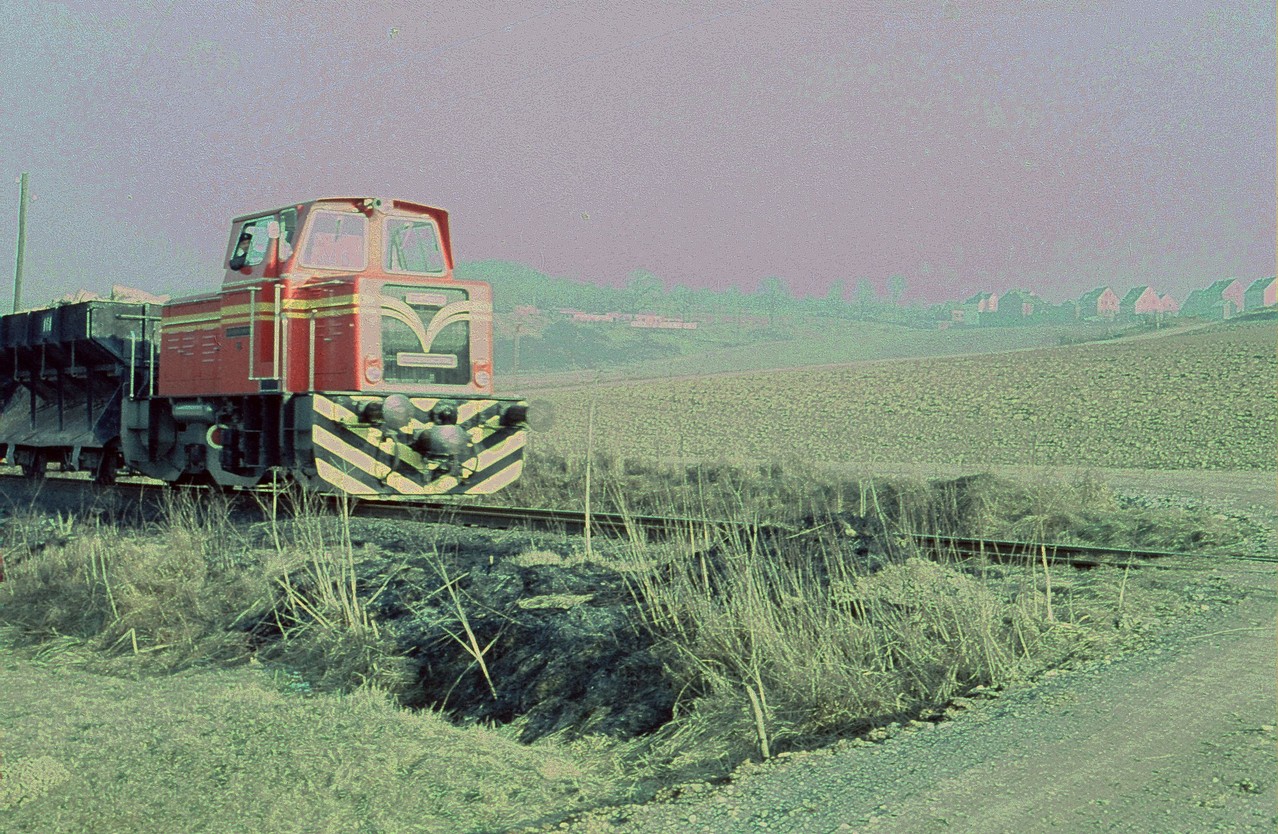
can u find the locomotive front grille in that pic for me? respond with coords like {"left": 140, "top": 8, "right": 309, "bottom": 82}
{"left": 309, "top": 393, "right": 526, "bottom": 496}
{"left": 378, "top": 285, "right": 472, "bottom": 386}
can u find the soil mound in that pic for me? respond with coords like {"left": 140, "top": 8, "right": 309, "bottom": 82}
{"left": 315, "top": 515, "right": 891, "bottom": 742}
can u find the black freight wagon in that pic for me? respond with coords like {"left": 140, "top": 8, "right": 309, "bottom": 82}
{"left": 0, "top": 299, "right": 159, "bottom": 481}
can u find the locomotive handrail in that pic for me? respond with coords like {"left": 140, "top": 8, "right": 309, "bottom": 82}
{"left": 246, "top": 284, "right": 285, "bottom": 384}
{"left": 295, "top": 279, "right": 347, "bottom": 394}
{"left": 274, "top": 283, "right": 284, "bottom": 385}
{"left": 247, "top": 285, "right": 259, "bottom": 381}
{"left": 307, "top": 310, "right": 317, "bottom": 392}
{"left": 128, "top": 331, "right": 136, "bottom": 399}
{"left": 116, "top": 309, "right": 162, "bottom": 398}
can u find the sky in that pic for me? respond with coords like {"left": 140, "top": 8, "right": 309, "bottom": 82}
{"left": 1, "top": 0, "right": 1273, "bottom": 307}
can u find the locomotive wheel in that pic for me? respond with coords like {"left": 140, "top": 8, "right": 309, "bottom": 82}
{"left": 93, "top": 442, "right": 121, "bottom": 486}
{"left": 20, "top": 449, "right": 46, "bottom": 480}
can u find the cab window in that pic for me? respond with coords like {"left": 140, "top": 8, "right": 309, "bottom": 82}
{"left": 229, "top": 217, "right": 272, "bottom": 269}
{"left": 384, "top": 217, "right": 445, "bottom": 275}
{"left": 301, "top": 210, "right": 368, "bottom": 270}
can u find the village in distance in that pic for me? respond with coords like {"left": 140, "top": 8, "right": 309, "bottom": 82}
{"left": 458, "top": 260, "right": 1277, "bottom": 376}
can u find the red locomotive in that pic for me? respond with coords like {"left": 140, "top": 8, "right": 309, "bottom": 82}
{"left": 0, "top": 197, "right": 529, "bottom": 496}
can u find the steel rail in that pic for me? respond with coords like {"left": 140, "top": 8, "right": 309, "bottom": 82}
{"left": 0, "top": 471, "right": 1272, "bottom": 569}
{"left": 350, "top": 498, "right": 1276, "bottom": 568}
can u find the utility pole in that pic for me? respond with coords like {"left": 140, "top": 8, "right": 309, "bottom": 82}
{"left": 13, "top": 172, "right": 29, "bottom": 313}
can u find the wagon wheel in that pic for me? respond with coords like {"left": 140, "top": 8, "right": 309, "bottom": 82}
{"left": 20, "top": 449, "right": 46, "bottom": 480}
{"left": 93, "top": 440, "right": 121, "bottom": 486}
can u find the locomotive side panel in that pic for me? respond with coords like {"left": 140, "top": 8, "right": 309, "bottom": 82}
{"left": 158, "top": 295, "right": 223, "bottom": 397}
{"left": 287, "top": 280, "right": 360, "bottom": 394}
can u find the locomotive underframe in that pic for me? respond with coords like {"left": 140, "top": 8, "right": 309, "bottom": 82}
{"left": 120, "top": 392, "right": 527, "bottom": 496}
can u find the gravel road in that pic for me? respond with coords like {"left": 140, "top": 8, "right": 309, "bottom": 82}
{"left": 556, "top": 561, "right": 1275, "bottom": 833}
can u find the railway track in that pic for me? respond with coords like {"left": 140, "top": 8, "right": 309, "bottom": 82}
{"left": 0, "top": 471, "right": 1272, "bottom": 570}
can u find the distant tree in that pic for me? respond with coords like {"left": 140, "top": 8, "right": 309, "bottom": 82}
{"left": 669, "top": 285, "right": 695, "bottom": 321}
{"left": 722, "top": 286, "right": 746, "bottom": 324}
{"left": 690, "top": 286, "right": 717, "bottom": 318}
{"left": 625, "top": 270, "right": 664, "bottom": 313}
{"left": 756, "top": 276, "right": 790, "bottom": 328}
{"left": 888, "top": 274, "right": 908, "bottom": 306}
{"left": 567, "top": 279, "right": 605, "bottom": 311}
{"left": 854, "top": 278, "right": 878, "bottom": 318}
{"left": 824, "top": 280, "right": 848, "bottom": 317}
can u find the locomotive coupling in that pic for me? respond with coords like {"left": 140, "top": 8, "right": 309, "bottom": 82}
{"left": 411, "top": 423, "right": 471, "bottom": 473}
{"left": 410, "top": 400, "right": 472, "bottom": 474}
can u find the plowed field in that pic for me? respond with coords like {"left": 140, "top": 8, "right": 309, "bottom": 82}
{"left": 530, "top": 320, "right": 1276, "bottom": 471}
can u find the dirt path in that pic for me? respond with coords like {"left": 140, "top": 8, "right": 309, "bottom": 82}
{"left": 561, "top": 563, "right": 1276, "bottom": 833}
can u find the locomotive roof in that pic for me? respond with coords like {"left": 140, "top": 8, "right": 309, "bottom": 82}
{"left": 231, "top": 198, "right": 448, "bottom": 223}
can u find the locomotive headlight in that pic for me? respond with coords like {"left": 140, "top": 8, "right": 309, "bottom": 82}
{"left": 360, "top": 401, "right": 384, "bottom": 423}
{"left": 364, "top": 355, "right": 383, "bottom": 384}
{"left": 382, "top": 394, "right": 414, "bottom": 431}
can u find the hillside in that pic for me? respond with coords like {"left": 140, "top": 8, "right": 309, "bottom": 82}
{"left": 496, "top": 316, "right": 1165, "bottom": 389}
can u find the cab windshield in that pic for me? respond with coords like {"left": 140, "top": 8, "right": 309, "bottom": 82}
{"left": 301, "top": 210, "right": 368, "bottom": 270}
{"left": 384, "top": 217, "right": 446, "bottom": 275}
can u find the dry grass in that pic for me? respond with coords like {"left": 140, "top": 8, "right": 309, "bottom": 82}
{"left": 0, "top": 510, "right": 261, "bottom": 667}
{"left": 0, "top": 458, "right": 1248, "bottom": 826}
{"left": 608, "top": 504, "right": 1048, "bottom": 778}
{"left": 505, "top": 454, "right": 1253, "bottom": 782}
{"left": 0, "top": 648, "right": 631, "bottom": 832}
{"left": 0, "top": 489, "right": 644, "bottom": 831}
{"left": 0, "top": 488, "right": 408, "bottom": 694}
{"left": 504, "top": 450, "right": 1256, "bottom": 556}
{"left": 258, "top": 491, "right": 414, "bottom": 694}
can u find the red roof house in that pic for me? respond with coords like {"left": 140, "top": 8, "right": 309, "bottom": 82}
{"left": 963, "top": 292, "right": 998, "bottom": 313}
{"left": 1244, "top": 277, "right": 1276, "bottom": 310}
{"left": 1120, "top": 285, "right": 1162, "bottom": 318}
{"left": 1158, "top": 293, "right": 1179, "bottom": 315}
{"left": 995, "top": 289, "right": 1042, "bottom": 319}
{"left": 1076, "top": 286, "right": 1119, "bottom": 319}
{"left": 1222, "top": 278, "right": 1247, "bottom": 312}
{"left": 1182, "top": 279, "right": 1245, "bottom": 318}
